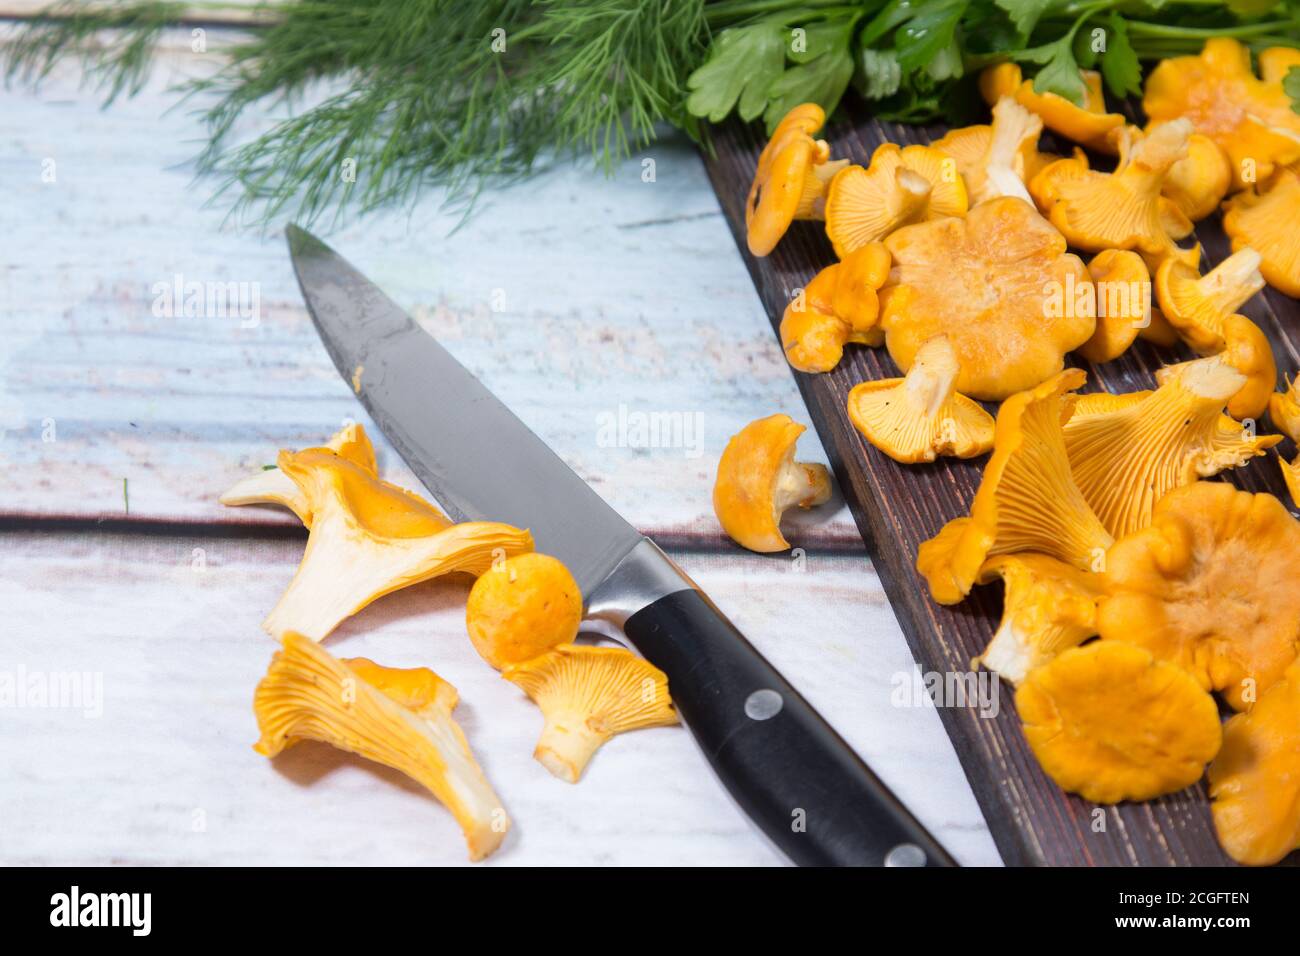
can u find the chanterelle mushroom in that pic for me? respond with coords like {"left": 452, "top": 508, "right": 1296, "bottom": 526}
{"left": 824, "top": 143, "right": 967, "bottom": 258}
{"left": 465, "top": 553, "right": 583, "bottom": 670}
{"left": 1098, "top": 481, "right": 1300, "bottom": 712}
{"left": 502, "top": 644, "right": 678, "bottom": 783}
{"left": 1044, "top": 121, "right": 1200, "bottom": 271}
{"left": 1063, "top": 355, "right": 1280, "bottom": 539}
{"left": 880, "top": 196, "right": 1095, "bottom": 401}
{"left": 976, "top": 554, "right": 1102, "bottom": 686}
{"left": 980, "top": 63, "right": 1124, "bottom": 153}
{"left": 1222, "top": 169, "right": 1300, "bottom": 297}
{"left": 934, "top": 97, "right": 1042, "bottom": 206}
{"left": 221, "top": 423, "right": 403, "bottom": 527}
{"left": 1016, "top": 641, "right": 1222, "bottom": 804}
{"left": 779, "top": 243, "right": 891, "bottom": 373}
{"left": 1075, "top": 249, "right": 1153, "bottom": 364}
{"left": 1220, "top": 314, "right": 1279, "bottom": 421}
{"left": 746, "top": 103, "right": 848, "bottom": 256}
{"left": 1144, "top": 39, "right": 1300, "bottom": 190}
{"left": 1209, "top": 659, "right": 1300, "bottom": 866}
{"left": 1154, "top": 248, "right": 1265, "bottom": 354}
{"left": 262, "top": 448, "right": 533, "bottom": 641}
{"left": 1270, "top": 376, "right": 1300, "bottom": 443}
{"left": 846, "top": 336, "right": 994, "bottom": 464}
{"left": 1281, "top": 454, "right": 1300, "bottom": 507}
{"left": 253, "top": 634, "right": 508, "bottom": 861}
{"left": 1161, "top": 132, "right": 1232, "bottom": 223}
{"left": 713, "top": 414, "right": 832, "bottom": 553}
{"left": 916, "top": 370, "right": 1112, "bottom": 605}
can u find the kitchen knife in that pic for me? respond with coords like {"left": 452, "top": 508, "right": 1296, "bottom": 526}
{"left": 286, "top": 225, "right": 956, "bottom": 867}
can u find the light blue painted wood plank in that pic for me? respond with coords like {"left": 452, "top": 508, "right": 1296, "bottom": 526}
{"left": 0, "top": 41, "right": 858, "bottom": 544}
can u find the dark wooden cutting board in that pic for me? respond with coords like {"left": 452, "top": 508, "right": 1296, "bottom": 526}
{"left": 701, "top": 101, "right": 1300, "bottom": 867}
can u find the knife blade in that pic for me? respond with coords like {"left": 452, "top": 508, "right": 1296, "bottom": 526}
{"left": 287, "top": 224, "right": 956, "bottom": 868}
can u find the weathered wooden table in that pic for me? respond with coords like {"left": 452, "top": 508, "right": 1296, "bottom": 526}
{"left": 0, "top": 22, "right": 998, "bottom": 865}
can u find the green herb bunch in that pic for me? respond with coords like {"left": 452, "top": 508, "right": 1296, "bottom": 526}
{"left": 6, "top": 0, "right": 1298, "bottom": 226}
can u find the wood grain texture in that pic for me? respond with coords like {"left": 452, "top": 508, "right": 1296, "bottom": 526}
{"left": 702, "top": 105, "right": 1300, "bottom": 867}
{"left": 0, "top": 529, "right": 995, "bottom": 865}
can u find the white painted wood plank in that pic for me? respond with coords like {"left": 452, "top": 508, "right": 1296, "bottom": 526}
{"left": 0, "top": 530, "right": 999, "bottom": 865}
{"left": 0, "top": 41, "right": 860, "bottom": 543}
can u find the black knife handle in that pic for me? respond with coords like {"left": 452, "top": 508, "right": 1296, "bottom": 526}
{"left": 624, "top": 588, "right": 956, "bottom": 867}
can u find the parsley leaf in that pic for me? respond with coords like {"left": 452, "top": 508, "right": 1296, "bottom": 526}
{"left": 994, "top": 0, "right": 1052, "bottom": 37}
{"left": 762, "top": 18, "right": 856, "bottom": 132}
{"left": 858, "top": 48, "right": 902, "bottom": 99}
{"left": 1286, "top": 66, "right": 1300, "bottom": 115}
{"left": 1099, "top": 13, "right": 1141, "bottom": 98}
{"left": 1016, "top": 36, "right": 1086, "bottom": 104}
{"left": 686, "top": 21, "right": 786, "bottom": 123}
{"left": 895, "top": 0, "right": 967, "bottom": 72}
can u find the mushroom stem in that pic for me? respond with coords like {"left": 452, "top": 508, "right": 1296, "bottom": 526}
{"left": 774, "top": 458, "right": 832, "bottom": 513}
{"left": 980, "top": 97, "right": 1042, "bottom": 204}
{"left": 1198, "top": 248, "right": 1265, "bottom": 310}
{"left": 892, "top": 168, "right": 933, "bottom": 223}
{"left": 533, "top": 710, "right": 609, "bottom": 784}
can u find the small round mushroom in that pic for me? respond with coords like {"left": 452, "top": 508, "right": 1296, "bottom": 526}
{"left": 1209, "top": 660, "right": 1300, "bottom": 866}
{"left": 846, "top": 336, "right": 994, "bottom": 464}
{"left": 713, "top": 414, "right": 832, "bottom": 553}
{"left": 1221, "top": 314, "right": 1278, "bottom": 421}
{"left": 1075, "top": 249, "right": 1152, "bottom": 364}
{"left": 1161, "top": 132, "right": 1232, "bottom": 223}
{"left": 1098, "top": 481, "right": 1300, "bottom": 712}
{"left": 916, "top": 370, "right": 1113, "bottom": 605}
{"left": 824, "top": 142, "right": 967, "bottom": 258}
{"left": 502, "top": 644, "right": 678, "bottom": 783}
{"left": 1154, "top": 248, "right": 1266, "bottom": 354}
{"left": 1016, "top": 641, "right": 1222, "bottom": 804}
{"left": 465, "top": 552, "right": 583, "bottom": 670}
{"left": 1222, "top": 169, "right": 1300, "bottom": 298}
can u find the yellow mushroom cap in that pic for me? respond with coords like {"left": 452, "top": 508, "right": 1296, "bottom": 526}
{"left": 1270, "top": 376, "right": 1300, "bottom": 443}
{"left": 465, "top": 552, "right": 583, "bottom": 670}
{"left": 220, "top": 422, "right": 384, "bottom": 525}
{"left": 976, "top": 553, "right": 1102, "bottom": 685}
{"left": 1154, "top": 248, "right": 1265, "bottom": 354}
{"left": 916, "top": 369, "right": 1113, "bottom": 605}
{"left": 262, "top": 447, "right": 533, "bottom": 641}
{"left": 846, "top": 335, "right": 994, "bottom": 464}
{"left": 1098, "top": 481, "right": 1300, "bottom": 712}
{"left": 1075, "top": 249, "right": 1152, "bottom": 364}
{"left": 880, "top": 196, "right": 1095, "bottom": 401}
{"left": 831, "top": 241, "right": 891, "bottom": 336}
{"left": 981, "top": 62, "right": 1125, "bottom": 152}
{"left": 779, "top": 263, "right": 852, "bottom": 373}
{"left": 1016, "top": 641, "right": 1222, "bottom": 804}
{"left": 1144, "top": 38, "right": 1300, "bottom": 191}
{"left": 1209, "top": 660, "right": 1300, "bottom": 866}
{"left": 1026, "top": 149, "right": 1090, "bottom": 215}
{"left": 502, "top": 643, "right": 678, "bottom": 783}
{"left": 713, "top": 414, "right": 832, "bottom": 553}
{"left": 1279, "top": 453, "right": 1300, "bottom": 509}
{"left": 1219, "top": 314, "right": 1278, "bottom": 421}
{"left": 1161, "top": 132, "right": 1232, "bottom": 223}
{"left": 1063, "top": 355, "right": 1280, "bottom": 539}
{"left": 254, "top": 634, "right": 508, "bottom": 861}
{"left": 824, "top": 142, "right": 967, "bottom": 258}
{"left": 1222, "top": 169, "right": 1300, "bottom": 298}
{"left": 745, "top": 103, "right": 847, "bottom": 256}
{"left": 1046, "top": 121, "right": 1200, "bottom": 271}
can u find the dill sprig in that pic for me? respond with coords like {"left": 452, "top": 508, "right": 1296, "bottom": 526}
{"left": 6, "top": 0, "right": 1299, "bottom": 226}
